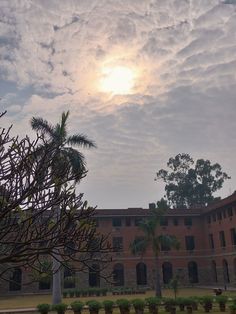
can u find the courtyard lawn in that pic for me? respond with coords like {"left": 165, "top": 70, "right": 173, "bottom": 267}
{"left": 0, "top": 288, "right": 235, "bottom": 310}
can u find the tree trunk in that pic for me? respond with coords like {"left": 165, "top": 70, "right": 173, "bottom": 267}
{"left": 52, "top": 186, "right": 62, "bottom": 304}
{"left": 52, "top": 252, "right": 62, "bottom": 304}
{"left": 154, "top": 254, "right": 162, "bottom": 297}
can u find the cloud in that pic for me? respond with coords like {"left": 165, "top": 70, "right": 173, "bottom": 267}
{"left": 0, "top": 0, "right": 236, "bottom": 207}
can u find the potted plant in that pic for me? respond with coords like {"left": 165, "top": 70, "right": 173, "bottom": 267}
{"left": 51, "top": 303, "right": 68, "bottom": 314}
{"left": 37, "top": 304, "right": 51, "bottom": 314}
{"left": 184, "top": 299, "right": 193, "bottom": 314}
{"left": 176, "top": 297, "right": 186, "bottom": 311}
{"left": 103, "top": 300, "right": 114, "bottom": 314}
{"left": 164, "top": 298, "right": 176, "bottom": 314}
{"left": 87, "top": 300, "right": 102, "bottom": 314}
{"left": 116, "top": 299, "right": 131, "bottom": 314}
{"left": 69, "top": 290, "right": 75, "bottom": 298}
{"left": 71, "top": 301, "right": 84, "bottom": 314}
{"left": 216, "top": 295, "right": 228, "bottom": 312}
{"left": 132, "top": 299, "right": 145, "bottom": 314}
{"left": 230, "top": 304, "right": 236, "bottom": 314}
{"left": 200, "top": 296, "right": 213, "bottom": 313}
{"left": 188, "top": 297, "right": 198, "bottom": 311}
{"left": 145, "top": 297, "right": 160, "bottom": 314}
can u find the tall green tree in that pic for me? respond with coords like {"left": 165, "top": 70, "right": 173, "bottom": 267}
{"left": 155, "top": 153, "right": 230, "bottom": 208}
{"left": 130, "top": 209, "right": 179, "bottom": 297}
{"left": 31, "top": 111, "right": 96, "bottom": 304}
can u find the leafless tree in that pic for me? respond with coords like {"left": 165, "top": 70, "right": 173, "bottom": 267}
{"left": 0, "top": 115, "right": 110, "bottom": 284}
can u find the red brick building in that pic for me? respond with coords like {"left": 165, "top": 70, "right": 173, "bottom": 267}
{"left": 1, "top": 193, "right": 236, "bottom": 294}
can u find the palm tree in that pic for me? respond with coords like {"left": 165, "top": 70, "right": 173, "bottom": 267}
{"left": 130, "top": 209, "right": 179, "bottom": 297}
{"left": 31, "top": 111, "right": 96, "bottom": 304}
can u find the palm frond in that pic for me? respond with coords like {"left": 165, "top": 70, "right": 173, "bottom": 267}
{"left": 130, "top": 237, "right": 148, "bottom": 255}
{"left": 67, "top": 134, "right": 96, "bottom": 149}
{"left": 30, "top": 117, "right": 55, "bottom": 138}
{"left": 62, "top": 147, "right": 86, "bottom": 181}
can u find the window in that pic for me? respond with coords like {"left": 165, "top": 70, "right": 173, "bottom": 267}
{"left": 136, "top": 263, "right": 147, "bottom": 285}
{"left": 9, "top": 268, "right": 22, "bottom": 291}
{"left": 222, "top": 210, "right": 226, "bottom": 219}
{"left": 185, "top": 236, "right": 195, "bottom": 251}
{"left": 112, "top": 218, "right": 122, "bottom": 227}
{"left": 228, "top": 207, "right": 233, "bottom": 217}
{"left": 173, "top": 218, "right": 178, "bottom": 226}
{"left": 89, "top": 264, "right": 100, "bottom": 287}
{"left": 64, "top": 267, "right": 75, "bottom": 289}
{"left": 125, "top": 217, "right": 131, "bottom": 226}
{"left": 217, "top": 212, "right": 222, "bottom": 221}
{"left": 113, "top": 264, "right": 124, "bottom": 286}
{"left": 160, "top": 217, "right": 168, "bottom": 226}
{"left": 188, "top": 261, "right": 198, "bottom": 283}
{"left": 219, "top": 231, "right": 226, "bottom": 247}
{"left": 230, "top": 228, "right": 236, "bottom": 246}
{"left": 161, "top": 241, "right": 170, "bottom": 251}
{"left": 113, "top": 237, "right": 123, "bottom": 252}
{"left": 209, "top": 234, "right": 214, "bottom": 249}
{"left": 134, "top": 217, "right": 143, "bottom": 226}
{"left": 184, "top": 217, "right": 192, "bottom": 226}
{"left": 212, "top": 213, "right": 216, "bottom": 222}
{"left": 162, "top": 262, "right": 173, "bottom": 284}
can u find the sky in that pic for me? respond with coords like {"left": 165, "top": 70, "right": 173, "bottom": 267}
{"left": 1, "top": 0, "right": 236, "bottom": 209}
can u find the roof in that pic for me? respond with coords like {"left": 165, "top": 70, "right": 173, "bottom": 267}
{"left": 94, "top": 192, "right": 236, "bottom": 218}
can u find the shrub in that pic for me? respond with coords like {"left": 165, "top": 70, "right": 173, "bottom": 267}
{"left": 63, "top": 291, "right": 68, "bottom": 298}
{"left": 37, "top": 304, "right": 51, "bottom": 314}
{"left": 116, "top": 299, "right": 131, "bottom": 312}
{"left": 87, "top": 300, "right": 102, "bottom": 312}
{"left": 69, "top": 290, "right": 75, "bottom": 298}
{"left": 103, "top": 300, "right": 114, "bottom": 310}
{"left": 51, "top": 303, "right": 68, "bottom": 314}
{"left": 71, "top": 301, "right": 84, "bottom": 313}
{"left": 216, "top": 295, "right": 228, "bottom": 304}
{"left": 132, "top": 299, "right": 145, "bottom": 310}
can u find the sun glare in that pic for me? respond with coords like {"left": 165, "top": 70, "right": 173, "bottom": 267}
{"left": 100, "top": 66, "right": 135, "bottom": 95}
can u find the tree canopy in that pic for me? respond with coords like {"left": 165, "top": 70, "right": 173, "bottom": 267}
{"left": 155, "top": 153, "right": 230, "bottom": 208}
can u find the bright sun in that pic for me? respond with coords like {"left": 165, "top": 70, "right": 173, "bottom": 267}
{"left": 100, "top": 66, "right": 135, "bottom": 95}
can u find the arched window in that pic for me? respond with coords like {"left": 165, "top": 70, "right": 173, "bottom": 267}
{"left": 136, "top": 263, "right": 147, "bottom": 285}
{"left": 113, "top": 263, "right": 124, "bottom": 286}
{"left": 211, "top": 261, "right": 218, "bottom": 283}
{"left": 188, "top": 261, "right": 198, "bottom": 283}
{"left": 223, "top": 259, "right": 230, "bottom": 283}
{"left": 9, "top": 268, "right": 22, "bottom": 291}
{"left": 162, "top": 262, "right": 173, "bottom": 284}
{"left": 89, "top": 264, "right": 100, "bottom": 287}
{"left": 64, "top": 267, "right": 75, "bottom": 289}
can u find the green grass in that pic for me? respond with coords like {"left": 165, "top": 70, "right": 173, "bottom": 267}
{"left": 0, "top": 288, "right": 235, "bottom": 311}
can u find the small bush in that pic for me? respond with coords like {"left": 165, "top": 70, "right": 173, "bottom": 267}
{"left": 116, "top": 299, "right": 131, "bottom": 311}
{"left": 51, "top": 303, "right": 68, "bottom": 314}
{"left": 71, "top": 301, "right": 84, "bottom": 312}
{"left": 103, "top": 300, "right": 114, "bottom": 310}
{"left": 87, "top": 300, "right": 102, "bottom": 311}
{"left": 37, "top": 304, "right": 50, "bottom": 314}
{"left": 132, "top": 299, "right": 145, "bottom": 310}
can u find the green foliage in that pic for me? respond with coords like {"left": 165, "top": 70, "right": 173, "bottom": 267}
{"left": 51, "top": 303, "right": 68, "bottom": 314}
{"left": 86, "top": 300, "right": 102, "bottom": 311}
{"left": 156, "top": 153, "right": 230, "bottom": 208}
{"left": 131, "top": 299, "right": 145, "bottom": 310}
{"left": 37, "top": 304, "right": 51, "bottom": 314}
{"left": 71, "top": 301, "right": 84, "bottom": 311}
{"left": 145, "top": 297, "right": 161, "bottom": 307}
{"left": 116, "top": 299, "right": 131, "bottom": 310}
{"left": 200, "top": 296, "right": 213, "bottom": 306}
{"left": 103, "top": 300, "right": 114, "bottom": 310}
{"left": 216, "top": 295, "right": 228, "bottom": 304}
{"left": 169, "top": 276, "right": 180, "bottom": 299}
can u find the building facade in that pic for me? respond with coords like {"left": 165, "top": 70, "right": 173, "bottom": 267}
{"left": 1, "top": 193, "right": 236, "bottom": 294}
